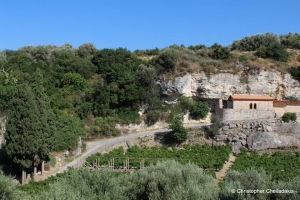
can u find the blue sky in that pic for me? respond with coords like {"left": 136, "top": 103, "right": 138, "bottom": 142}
{"left": 1, "top": 0, "right": 299, "bottom": 51}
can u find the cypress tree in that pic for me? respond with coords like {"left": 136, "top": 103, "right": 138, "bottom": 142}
{"left": 4, "top": 84, "right": 41, "bottom": 181}
{"left": 26, "top": 69, "right": 56, "bottom": 165}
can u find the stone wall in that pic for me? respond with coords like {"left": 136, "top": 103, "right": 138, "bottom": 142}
{"left": 273, "top": 101, "right": 300, "bottom": 118}
{"left": 233, "top": 100, "right": 273, "bottom": 110}
{"left": 216, "top": 119, "right": 300, "bottom": 153}
{"left": 219, "top": 109, "right": 275, "bottom": 121}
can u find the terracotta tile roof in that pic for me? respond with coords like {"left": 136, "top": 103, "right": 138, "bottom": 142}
{"left": 230, "top": 94, "right": 274, "bottom": 101}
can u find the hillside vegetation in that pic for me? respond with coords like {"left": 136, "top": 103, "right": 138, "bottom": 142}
{"left": 1, "top": 32, "right": 300, "bottom": 179}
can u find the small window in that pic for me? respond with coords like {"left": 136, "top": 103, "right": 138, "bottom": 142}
{"left": 254, "top": 103, "right": 257, "bottom": 109}
{"left": 250, "top": 103, "right": 252, "bottom": 109}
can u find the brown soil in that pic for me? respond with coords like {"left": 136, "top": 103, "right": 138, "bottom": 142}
{"left": 215, "top": 153, "right": 236, "bottom": 183}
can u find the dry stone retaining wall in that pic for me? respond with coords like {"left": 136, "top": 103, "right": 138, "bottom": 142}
{"left": 215, "top": 119, "right": 300, "bottom": 154}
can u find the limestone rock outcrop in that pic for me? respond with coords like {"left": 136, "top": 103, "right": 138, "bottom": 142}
{"left": 246, "top": 132, "right": 299, "bottom": 151}
{"left": 160, "top": 69, "right": 300, "bottom": 100}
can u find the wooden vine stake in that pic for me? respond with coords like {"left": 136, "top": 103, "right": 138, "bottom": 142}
{"left": 140, "top": 159, "right": 145, "bottom": 169}
{"left": 108, "top": 158, "right": 114, "bottom": 170}
{"left": 124, "top": 158, "right": 129, "bottom": 171}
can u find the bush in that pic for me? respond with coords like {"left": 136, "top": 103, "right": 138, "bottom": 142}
{"left": 190, "top": 100, "right": 210, "bottom": 120}
{"left": 123, "top": 160, "right": 218, "bottom": 200}
{"left": 256, "top": 46, "right": 267, "bottom": 58}
{"left": 280, "top": 33, "right": 300, "bottom": 49}
{"left": 206, "top": 115, "right": 223, "bottom": 138}
{"left": 282, "top": 112, "right": 297, "bottom": 123}
{"left": 93, "top": 117, "right": 120, "bottom": 138}
{"left": 265, "top": 42, "right": 289, "bottom": 62}
{"left": 154, "top": 48, "right": 179, "bottom": 72}
{"left": 238, "top": 55, "right": 249, "bottom": 62}
{"left": 210, "top": 43, "right": 231, "bottom": 60}
{"left": 0, "top": 172, "right": 24, "bottom": 200}
{"left": 177, "top": 96, "right": 194, "bottom": 112}
{"left": 54, "top": 115, "right": 86, "bottom": 151}
{"left": 286, "top": 95, "right": 299, "bottom": 101}
{"left": 289, "top": 66, "right": 300, "bottom": 81}
{"left": 146, "top": 110, "right": 160, "bottom": 125}
{"left": 231, "top": 32, "right": 279, "bottom": 51}
{"left": 169, "top": 114, "right": 188, "bottom": 142}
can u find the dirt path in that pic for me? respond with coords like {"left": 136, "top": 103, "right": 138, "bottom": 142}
{"left": 215, "top": 153, "right": 236, "bottom": 182}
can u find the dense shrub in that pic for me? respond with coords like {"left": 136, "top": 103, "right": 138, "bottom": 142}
{"left": 238, "top": 55, "right": 249, "bottom": 62}
{"left": 29, "top": 161, "right": 218, "bottom": 200}
{"left": 169, "top": 114, "right": 188, "bottom": 142}
{"left": 289, "top": 66, "right": 300, "bottom": 81}
{"left": 54, "top": 115, "right": 86, "bottom": 151}
{"left": 0, "top": 172, "right": 25, "bottom": 200}
{"left": 265, "top": 42, "right": 289, "bottom": 62}
{"left": 282, "top": 112, "right": 297, "bottom": 123}
{"left": 210, "top": 43, "right": 231, "bottom": 60}
{"left": 153, "top": 48, "right": 179, "bottom": 72}
{"left": 92, "top": 117, "right": 120, "bottom": 138}
{"left": 190, "top": 100, "right": 210, "bottom": 119}
{"left": 61, "top": 72, "right": 86, "bottom": 90}
{"left": 146, "top": 110, "right": 160, "bottom": 125}
{"left": 206, "top": 115, "right": 223, "bottom": 138}
{"left": 285, "top": 95, "right": 299, "bottom": 101}
{"left": 177, "top": 96, "right": 194, "bottom": 112}
{"left": 123, "top": 160, "right": 218, "bottom": 200}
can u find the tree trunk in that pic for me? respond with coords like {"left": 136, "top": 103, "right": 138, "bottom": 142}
{"left": 33, "top": 165, "right": 37, "bottom": 181}
{"left": 21, "top": 169, "right": 26, "bottom": 185}
{"left": 41, "top": 161, "right": 44, "bottom": 175}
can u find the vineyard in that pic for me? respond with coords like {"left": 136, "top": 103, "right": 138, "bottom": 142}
{"left": 230, "top": 148, "right": 300, "bottom": 182}
{"left": 86, "top": 144, "right": 232, "bottom": 171}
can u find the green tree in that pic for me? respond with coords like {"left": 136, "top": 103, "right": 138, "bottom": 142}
{"left": 206, "top": 115, "right": 222, "bottom": 138}
{"left": 61, "top": 72, "right": 86, "bottom": 91}
{"left": 280, "top": 32, "right": 300, "bottom": 49}
{"left": 177, "top": 96, "right": 194, "bottom": 112}
{"left": 265, "top": 42, "right": 289, "bottom": 62}
{"left": 122, "top": 160, "right": 218, "bottom": 200}
{"left": 25, "top": 69, "right": 57, "bottom": 165}
{"left": 220, "top": 168, "right": 272, "bottom": 200}
{"left": 231, "top": 32, "right": 280, "bottom": 51}
{"left": 169, "top": 114, "right": 187, "bottom": 142}
{"left": 210, "top": 43, "right": 231, "bottom": 60}
{"left": 137, "top": 64, "right": 160, "bottom": 110}
{"left": 190, "top": 100, "right": 210, "bottom": 119}
{"left": 54, "top": 115, "right": 86, "bottom": 151}
{"left": 146, "top": 110, "right": 160, "bottom": 125}
{"left": 153, "top": 48, "right": 179, "bottom": 72}
{"left": 76, "top": 42, "right": 97, "bottom": 58}
{"left": 4, "top": 84, "right": 41, "bottom": 182}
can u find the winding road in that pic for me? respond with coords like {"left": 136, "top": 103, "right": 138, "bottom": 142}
{"left": 53, "top": 123, "right": 210, "bottom": 176}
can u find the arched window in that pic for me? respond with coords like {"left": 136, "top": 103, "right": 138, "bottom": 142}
{"left": 250, "top": 103, "right": 252, "bottom": 109}
{"left": 254, "top": 103, "right": 257, "bottom": 109}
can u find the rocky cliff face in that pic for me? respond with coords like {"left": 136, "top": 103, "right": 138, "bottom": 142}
{"left": 161, "top": 69, "right": 300, "bottom": 100}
